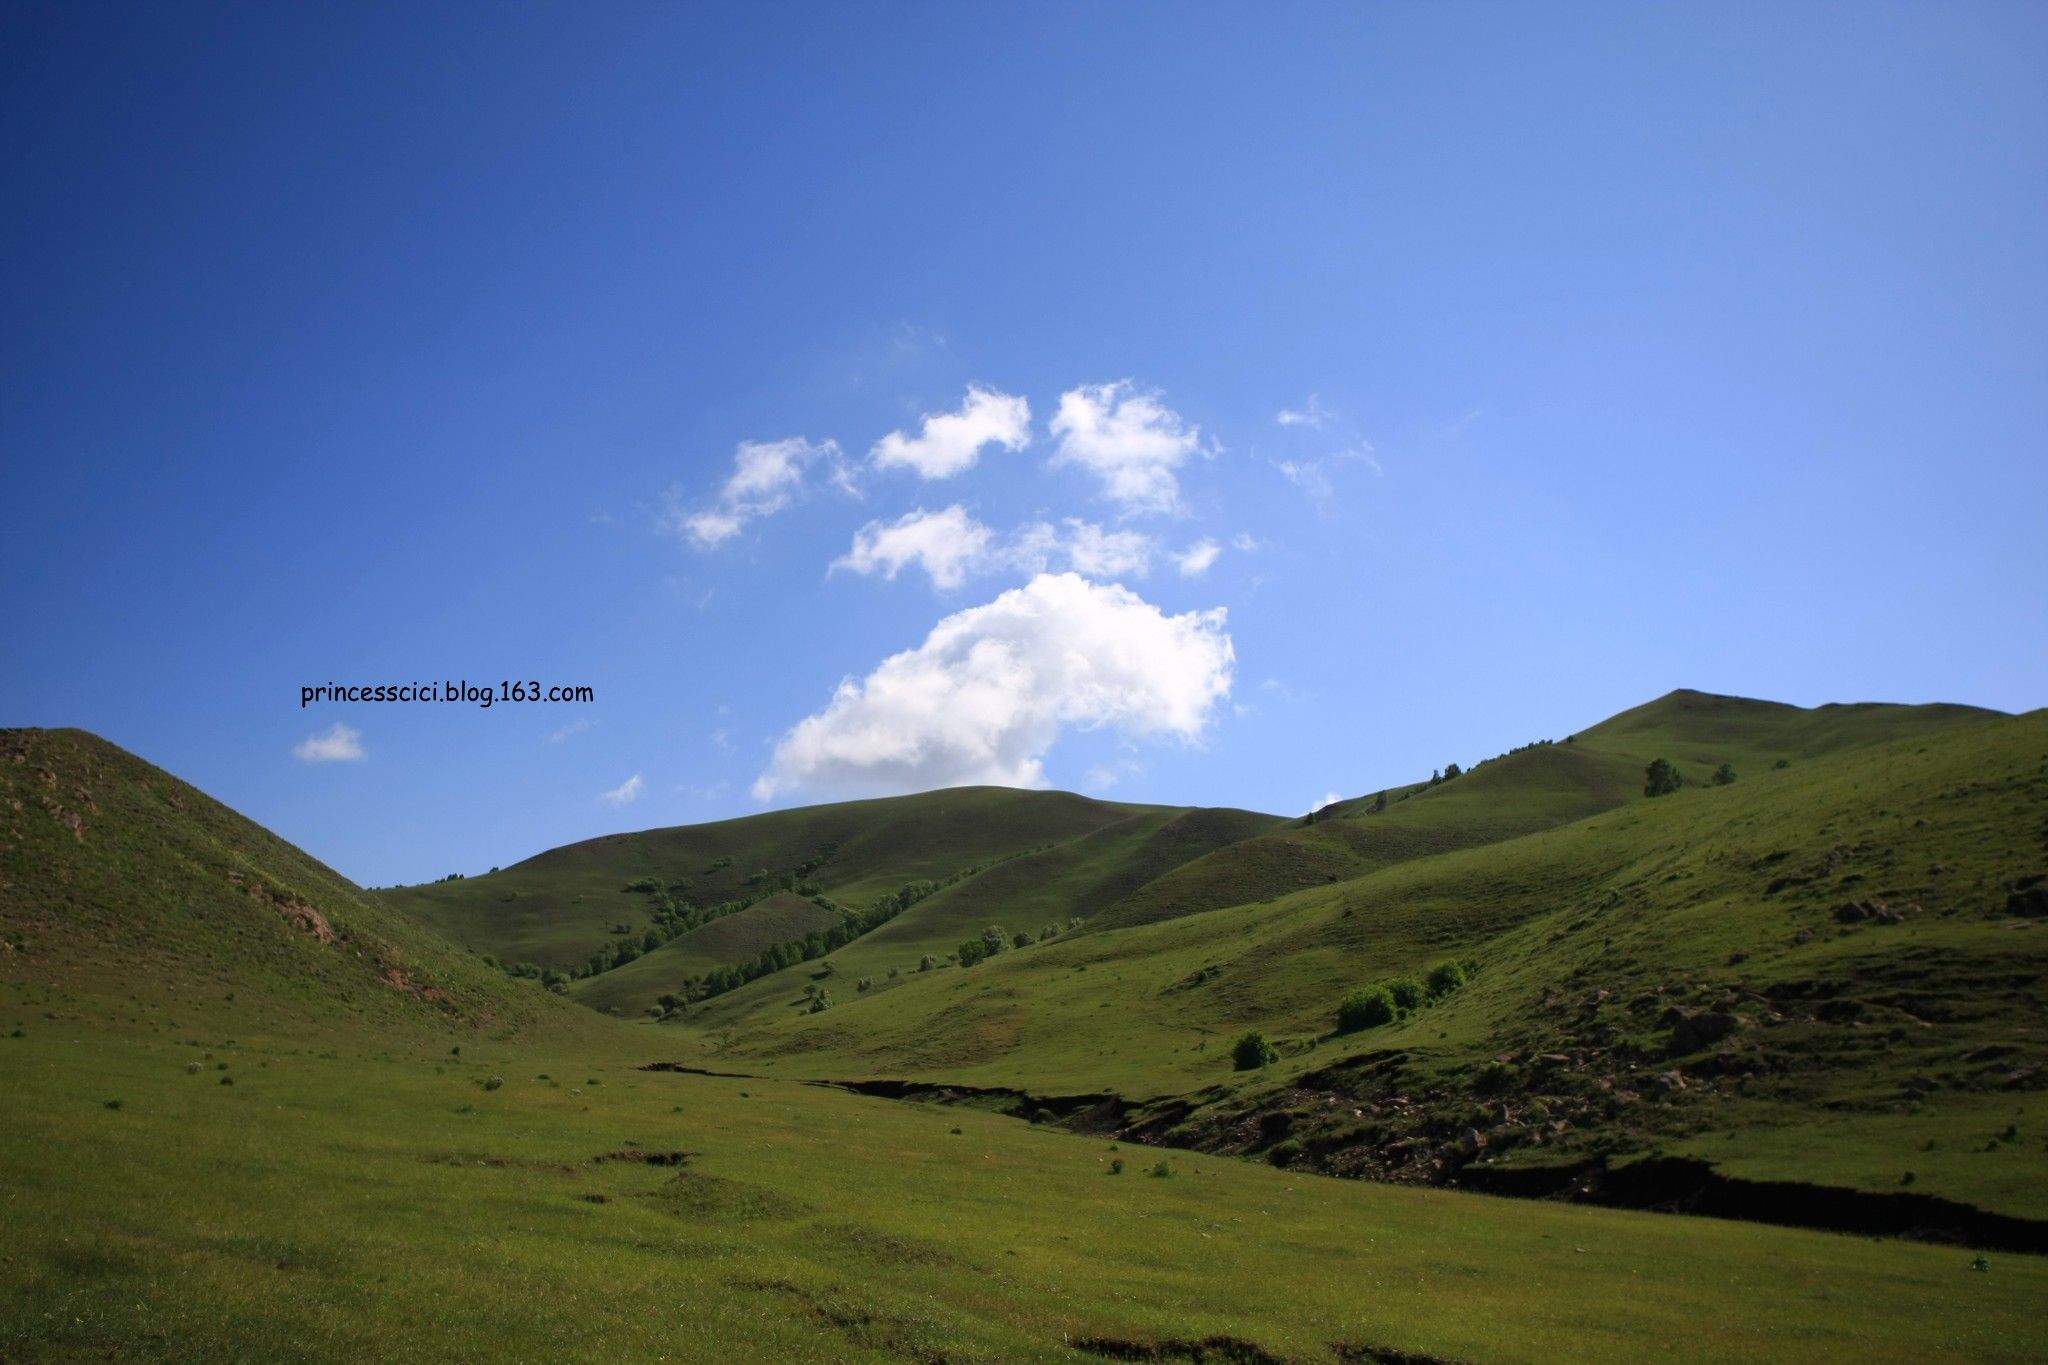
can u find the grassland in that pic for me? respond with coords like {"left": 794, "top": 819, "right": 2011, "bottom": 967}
{"left": 5, "top": 1023, "right": 2044, "bottom": 1363}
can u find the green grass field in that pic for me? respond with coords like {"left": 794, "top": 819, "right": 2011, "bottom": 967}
{"left": 3, "top": 692, "right": 2045, "bottom": 1361}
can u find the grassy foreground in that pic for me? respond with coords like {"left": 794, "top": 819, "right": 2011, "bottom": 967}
{"left": 3, "top": 1022, "right": 2043, "bottom": 1364}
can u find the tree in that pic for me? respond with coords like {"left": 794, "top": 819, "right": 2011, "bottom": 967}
{"left": 1012, "top": 931, "right": 1032, "bottom": 950}
{"left": 957, "top": 938, "right": 988, "bottom": 968}
{"left": 979, "top": 925, "right": 1009, "bottom": 957}
{"left": 1233, "top": 1030, "right": 1278, "bottom": 1070}
{"left": 1443, "top": 762, "right": 1463, "bottom": 780}
{"left": 1425, "top": 960, "right": 1467, "bottom": 997}
{"left": 1337, "top": 986, "right": 1397, "bottom": 1033}
{"left": 1644, "top": 757, "right": 1684, "bottom": 797}
{"left": 918, "top": 955, "right": 938, "bottom": 972}
{"left": 1712, "top": 762, "right": 1738, "bottom": 786}
{"left": 1369, "top": 791, "right": 1389, "bottom": 814}
{"left": 806, "top": 989, "right": 832, "bottom": 1014}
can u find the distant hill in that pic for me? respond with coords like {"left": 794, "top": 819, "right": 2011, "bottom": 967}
{"left": 1091, "top": 690, "right": 2002, "bottom": 930}
{"left": 379, "top": 785, "right": 1287, "bottom": 1018}
{"left": 0, "top": 727, "right": 560, "bottom": 1040}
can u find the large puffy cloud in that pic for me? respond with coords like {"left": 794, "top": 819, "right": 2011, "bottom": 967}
{"left": 754, "top": 573, "right": 1233, "bottom": 799}
{"left": 871, "top": 386, "right": 1031, "bottom": 479}
{"left": 833, "top": 505, "right": 995, "bottom": 590}
{"left": 1049, "top": 381, "right": 1204, "bottom": 515}
{"left": 667, "top": 436, "right": 848, "bottom": 548}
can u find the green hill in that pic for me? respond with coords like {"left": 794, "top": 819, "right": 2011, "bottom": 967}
{"left": 1091, "top": 690, "right": 1999, "bottom": 930}
{"left": 665, "top": 694, "right": 2045, "bottom": 1228}
{"left": 379, "top": 786, "right": 1177, "bottom": 975}
{"left": 0, "top": 727, "right": 562, "bottom": 1042}
{"left": 382, "top": 786, "right": 1288, "bottom": 1020}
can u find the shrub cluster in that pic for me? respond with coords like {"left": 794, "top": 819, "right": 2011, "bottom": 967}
{"left": 1335, "top": 960, "right": 1469, "bottom": 1034}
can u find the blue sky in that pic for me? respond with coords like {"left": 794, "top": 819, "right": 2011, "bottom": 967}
{"left": 3, "top": 1, "right": 2043, "bottom": 887}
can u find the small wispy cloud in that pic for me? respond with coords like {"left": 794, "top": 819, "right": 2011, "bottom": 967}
{"left": 663, "top": 436, "right": 852, "bottom": 549}
{"left": 1174, "top": 539, "right": 1222, "bottom": 577}
{"left": 547, "top": 717, "right": 595, "bottom": 744}
{"left": 1276, "top": 394, "right": 1333, "bottom": 429}
{"left": 1274, "top": 441, "right": 1378, "bottom": 511}
{"left": 1306, "top": 790, "right": 1343, "bottom": 815}
{"left": 834, "top": 507, "right": 1163, "bottom": 590}
{"left": 294, "top": 723, "right": 364, "bottom": 764}
{"left": 600, "top": 773, "right": 645, "bottom": 807}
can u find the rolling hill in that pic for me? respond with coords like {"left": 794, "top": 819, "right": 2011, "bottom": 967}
{"left": 649, "top": 693, "right": 2047, "bottom": 1234}
{"left": 1090, "top": 690, "right": 2002, "bottom": 930}
{"left": 378, "top": 786, "right": 1190, "bottom": 974}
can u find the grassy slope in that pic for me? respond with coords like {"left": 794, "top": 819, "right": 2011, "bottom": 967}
{"left": 1094, "top": 690, "right": 1998, "bottom": 930}
{"left": 570, "top": 891, "right": 842, "bottom": 1015}
{"left": 582, "top": 804, "right": 1292, "bottom": 1021}
{"left": 379, "top": 787, "right": 1170, "bottom": 973}
{"left": 10, "top": 726, "right": 2041, "bottom": 1360}
{"left": 0, "top": 727, "right": 568, "bottom": 1044}
{"left": 671, "top": 701, "right": 2046, "bottom": 1223}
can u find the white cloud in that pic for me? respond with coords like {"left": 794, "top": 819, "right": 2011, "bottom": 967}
{"left": 834, "top": 505, "right": 996, "bottom": 590}
{"left": 871, "top": 386, "right": 1030, "bottom": 479}
{"left": 1276, "top": 394, "right": 1333, "bottom": 429}
{"left": 1049, "top": 381, "right": 1204, "bottom": 515}
{"left": 1175, "top": 539, "right": 1221, "bottom": 577}
{"left": 666, "top": 437, "right": 849, "bottom": 548}
{"left": 1019, "top": 519, "right": 1154, "bottom": 578}
{"left": 837, "top": 511, "right": 1156, "bottom": 589}
{"left": 1307, "top": 790, "right": 1343, "bottom": 815}
{"left": 1275, "top": 457, "right": 1335, "bottom": 506}
{"left": 1231, "top": 532, "right": 1260, "bottom": 552}
{"left": 754, "top": 572, "right": 1234, "bottom": 800}
{"left": 294, "top": 723, "right": 364, "bottom": 764}
{"left": 547, "top": 717, "right": 595, "bottom": 744}
{"left": 600, "top": 773, "right": 645, "bottom": 807}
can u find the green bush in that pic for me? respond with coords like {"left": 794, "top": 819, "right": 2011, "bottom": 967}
{"left": 1387, "top": 976, "right": 1426, "bottom": 1012}
{"left": 1712, "top": 762, "right": 1738, "bottom": 786}
{"left": 1336, "top": 986, "right": 1397, "bottom": 1033}
{"left": 483, "top": 1075, "right": 504, "bottom": 1091}
{"left": 1148, "top": 1160, "right": 1173, "bottom": 1178}
{"left": 1644, "top": 757, "right": 1684, "bottom": 797}
{"left": 1232, "top": 1030, "right": 1278, "bottom": 1070}
{"left": 1426, "top": 960, "right": 1468, "bottom": 997}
